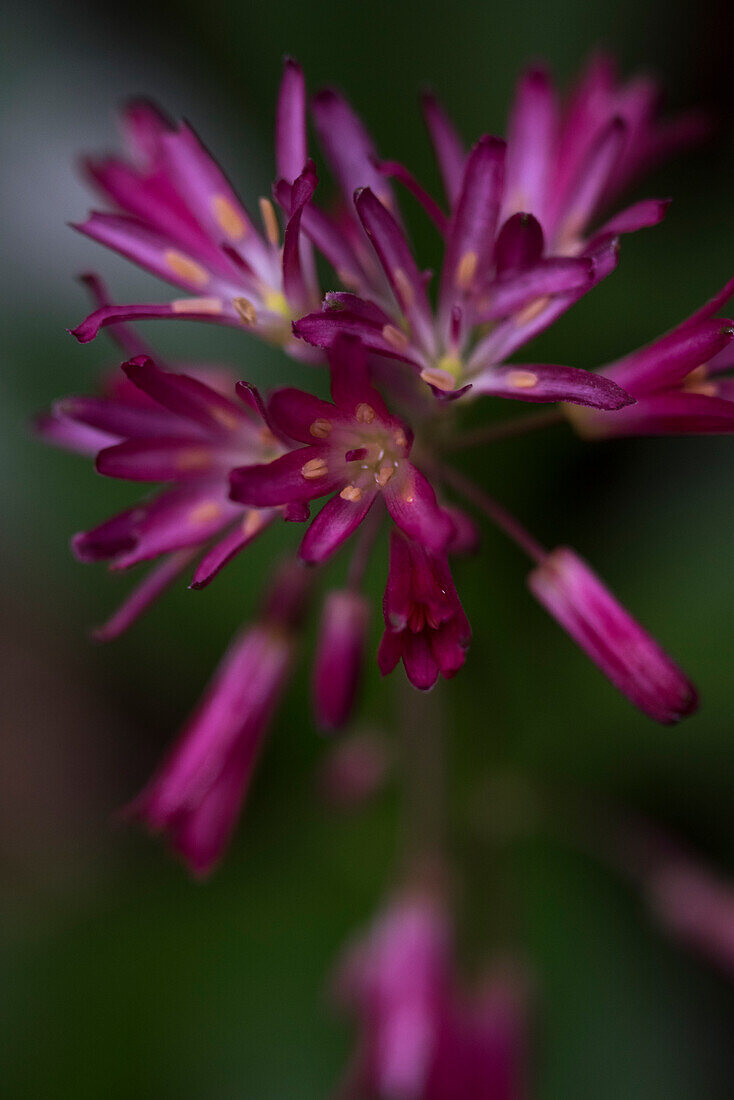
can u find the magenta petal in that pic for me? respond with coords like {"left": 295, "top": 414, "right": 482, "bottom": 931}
{"left": 476, "top": 258, "right": 592, "bottom": 321}
{"left": 93, "top": 550, "right": 195, "bottom": 641}
{"left": 402, "top": 632, "right": 440, "bottom": 690}
{"left": 312, "top": 589, "right": 370, "bottom": 730}
{"left": 294, "top": 310, "right": 422, "bottom": 368}
{"left": 383, "top": 465, "right": 454, "bottom": 554}
{"left": 54, "top": 394, "right": 194, "bottom": 441}
{"left": 281, "top": 160, "right": 319, "bottom": 309}
{"left": 121, "top": 356, "right": 247, "bottom": 433}
{"left": 593, "top": 197, "right": 671, "bottom": 239}
{"left": 71, "top": 299, "right": 236, "bottom": 343}
{"left": 374, "top": 158, "right": 448, "bottom": 233}
{"left": 300, "top": 490, "right": 377, "bottom": 564}
{"left": 190, "top": 509, "right": 276, "bottom": 589}
{"left": 471, "top": 362, "right": 633, "bottom": 409}
{"left": 230, "top": 446, "right": 344, "bottom": 506}
{"left": 120, "top": 98, "right": 171, "bottom": 162}
{"left": 377, "top": 628, "right": 403, "bottom": 676}
{"left": 96, "top": 436, "right": 219, "bottom": 481}
{"left": 275, "top": 181, "right": 366, "bottom": 290}
{"left": 528, "top": 547, "right": 697, "bottom": 724}
{"left": 577, "top": 390, "right": 734, "bottom": 438}
{"left": 34, "top": 410, "right": 118, "bottom": 456}
{"left": 276, "top": 58, "right": 308, "bottom": 183}
{"left": 72, "top": 507, "right": 142, "bottom": 562}
{"left": 311, "top": 88, "right": 394, "bottom": 210}
{"left": 503, "top": 66, "right": 557, "bottom": 225}
{"left": 112, "top": 481, "right": 239, "bottom": 568}
{"left": 550, "top": 117, "right": 627, "bottom": 245}
{"left": 421, "top": 92, "right": 465, "bottom": 207}
{"left": 494, "top": 213, "right": 545, "bottom": 275}
{"left": 355, "top": 187, "right": 436, "bottom": 355}
{"left": 606, "top": 319, "right": 734, "bottom": 396}
{"left": 268, "top": 387, "right": 344, "bottom": 444}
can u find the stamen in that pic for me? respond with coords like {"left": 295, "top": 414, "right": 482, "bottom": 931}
{"left": 420, "top": 367, "right": 456, "bottom": 392}
{"left": 242, "top": 510, "right": 263, "bottom": 538}
{"left": 340, "top": 485, "right": 363, "bottom": 502}
{"left": 211, "top": 195, "right": 247, "bottom": 241}
{"left": 233, "top": 297, "right": 257, "bottom": 327}
{"left": 165, "top": 250, "right": 210, "bottom": 287}
{"left": 177, "top": 447, "right": 213, "bottom": 471}
{"left": 172, "top": 297, "right": 223, "bottom": 314}
{"left": 382, "top": 324, "right": 410, "bottom": 351}
{"left": 393, "top": 268, "right": 414, "bottom": 309}
{"left": 301, "top": 457, "right": 329, "bottom": 479}
{"left": 259, "top": 197, "right": 280, "bottom": 246}
{"left": 455, "top": 251, "right": 478, "bottom": 291}
{"left": 262, "top": 289, "right": 290, "bottom": 318}
{"left": 514, "top": 296, "right": 550, "bottom": 326}
{"left": 355, "top": 402, "right": 376, "bottom": 424}
{"left": 310, "top": 418, "right": 332, "bottom": 438}
{"left": 209, "top": 406, "right": 240, "bottom": 431}
{"left": 189, "top": 501, "right": 222, "bottom": 524}
{"left": 393, "top": 429, "right": 408, "bottom": 449}
{"left": 376, "top": 465, "right": 394, "bottom": 487}
{"left": 507, "top": 369, "right": 539, "bottom": 390}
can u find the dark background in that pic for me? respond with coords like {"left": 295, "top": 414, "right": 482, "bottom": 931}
{"left": 3, "top": 0, "right": 734, "bottom": 1095}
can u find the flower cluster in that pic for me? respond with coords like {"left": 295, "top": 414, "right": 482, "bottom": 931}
{"left": 39, "top": 54, "right": 732, "bottom": 882}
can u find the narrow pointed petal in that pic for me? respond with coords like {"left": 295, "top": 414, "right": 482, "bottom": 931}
{"left": 230, "top": 446, "right": 343, "bottom": 506}
{"left": 383, "top": 465, "right": 454, "bottom": 553}
{"left": 503, "top": 66, "right": 557, "bottom": 224}
{"left": 190, "top": 509, "right": 276, "bottom": 589}
{"left": 268, "top": 387, "right": 346, "bottom": 444}
{"left": 71, "top": 298, "right": 236, "bottom": 343}
{"left": 293, "top": 309, "right": 424, "bottom": 369}
{"left": 573, "top": 390, "right": 734, "bottom": 438}
{"left": 475, "top": 258, "right": 593, "bottom": 322}
{"left": 674, "top": 276, "right": 734, "bottom": 333}
{"left": 121, "top": 355, "right": 248, "bottom": 433}
{"left": 494, "top": 213, "right": 545, "bottom": 275}
{"left": 440, "top": 136, "right": 506, "bottom": 309}
{"left": 112, "top": 481, "right": 239, "bottom": 568}
{"left": 421, "top": 92, "right": 465, "bottom": 207}
{"left": 34, "top": 411, "right": 117, "bottom": 456}
{"left": 313, "top": 590, "right": 370, "bottom": 730}
{"left": 374, "top": 158, "right": 448, "bottom": 233}
{"left": 281, "top": 160, "right": 318, "bottom": 309}
{"left": 311, "top": 88, "right": 394, "bottom": 209}
{"left": 120, "top": 98, "right": 171, "bottom": 162}
{"left": 96, "top": 436, "right": 220, "bottom": 481}
{"left": 528, "top": 548, "right": 697, "bottom": 724}
{"left": 605, "top": 319, "right": 734, "bottom": 396}
{"left": 274, "top": 180, "right": 366, "bottom": 290}
{"left": 550, "top": 117, "right": 627, "bottom": 247}
{"left": 276, "top": 58, "right": 308, "bottom": 183}
{"left": 470, "top": 363, "right": 634, "bottom": 409}
{"left": 54, "top": 394, "right": 195, "bottom": 440}
{"left": 77, "top": 272, "right": 159, "bottom": 359}
{"left": 72, "top": 507, "right": 142, "bottom": 562}
{"left": 355, "top": 187, "right": 436, "bottom": 355}
{"left": 93, "top": 550, "right": 195, "bottom": 641}
{"left": 300, "top": 490, "right": 377, "bottom": 564}
{"left": 402, "top": 632, "right": 440, "bottom": 690}
{"left": 593, "top": 197, "right": 671, "bottom": 240}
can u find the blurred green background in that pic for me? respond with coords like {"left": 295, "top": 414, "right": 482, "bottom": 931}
{"left": 3, "top": 0, "right": 734, "bottom": 1096}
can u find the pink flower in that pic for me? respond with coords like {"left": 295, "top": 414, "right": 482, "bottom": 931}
{"left": 378, "top": 531, "right": 471, "bottom": 691}
{"left": 313, "top": 589, "right": 370, "bottom": 731}
{"left": 528, "top": 547, "right": 697, "bottom": 723}
{"left": 229, "top": 337, "right": 455, "bottom": 561}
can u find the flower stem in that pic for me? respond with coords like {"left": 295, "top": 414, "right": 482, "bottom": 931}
{"left": 442, "top": 408, "right": 564, "bottom": 452}
{"left": 434, "top": 462, "right": 547, "bottom": 563}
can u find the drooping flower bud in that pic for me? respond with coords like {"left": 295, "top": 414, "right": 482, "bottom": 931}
{"left": 313, "top": 590, "right": 370, "bottom": 731}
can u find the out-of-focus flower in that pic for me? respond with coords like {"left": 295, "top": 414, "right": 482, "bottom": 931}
{"left": 378, "top": 531, "right": 470, "bottom": 691}
{"left": 38, "top": 353, "right": 282, "bottom": 637}
{"left": 72, "top": 62, "right": 320, "bottom": 356}
{"left": 230, "top": 337, "right": 456, "bottom": 561}
{"left": 647, "top": 857, "right": 734, "bottom": 979}
{"left": 318, "top": 731, "right": 392, "bottom": 811}
{"left": 334, "top": 889, "right": 528, "bottom": 1099}
{"left": 566, "top": 278, "right": 734, "bottom": 437}
{"left": 528, "top": 547, "right": 697, "bottom": 723}
{"left": 313, "top": 590, "right": 371, "bottom": 731}
{"left": 128, "top": 560, "right": 307, "bottom": 875}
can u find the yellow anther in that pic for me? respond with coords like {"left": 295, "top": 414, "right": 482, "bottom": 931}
{"left": 259, "top": 197, "right": 280, "bottom": 246}
{"left": 258, "top": 426, "right": 278, "bottom": 448}
{"left": 393, "top": 268, "right": 414, "bottom": 309}
{"left": 355, "top": 402, "right": 376, "bottom": 424}
{"left": 420, "top": 367, "right": 456, "bottom": 392}
{"left": 382, "top": 323, "right": 410, "bottom": 351}
{"left": 340, "top": 485, "right": 363, "bottom": 502}
{"left": 455, "top": 251, "right": 478, "bottom": 291}
{"left": 172, "top": 297, "right": 223, "bottom": 314}
{"left": 211, "top": 194, "right": 247, "bottom": 240}
{"left": 262, "top": 289, "right": 290, "bottom": 318}
{"left": 514, "top": 296, "right": 550, "bottom": 326}
{"left": 310, "top": 418, "right": 333, "bottom": 438}
{"left": 209, "top": 406, "right": 240, "bottom": 431}
{"left": 242, "top": 510, "right": 263, "bottom": 538}
{"left": 165, "top": 250, "right": 210, "bottom": 287}
{"left": 189, "top": 501, "right": 222, "bottom": 524}
{"left": 393, "top": 428, "right": 408, "bottom": 449}
{"left": 233, "top": 297, "right": 257, "bottom": 326}
{"left": 301, "top": 457, "right": 329, "bottom": 480}
{"left": 177, "top": 447, "right": 213, "bottom": 471}
{"left": 376, "top": 465, "right": 394, "bottom": 487}
{"left": 507, "top": 369, "right": 539, "bottom": 389}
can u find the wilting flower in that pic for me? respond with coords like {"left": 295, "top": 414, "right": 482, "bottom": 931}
{"left": 566, "top": 278, "right": 734, "bottom": 437}
{"left": 378, "top": 531, "right": 471, "bottom": 691}
{"left": 230, "top": 337, "right": 456, "bottom": 561}
{"left": 313, "top": 589, "right": 371, "bottom": 731}
{"left": 72, "top": 62, "right": 320, "bottom": 355}
{"left": 40, "top": 353, "right": 281, "bottom": 637}
{"left": 128, "top": 561, "right": 307, "bottom": 874}
{"left": 334, "top": 889, "right": 528, "bottom": 1099}
{"left": 528, "top": 547, "right": 697, "bottom": 723}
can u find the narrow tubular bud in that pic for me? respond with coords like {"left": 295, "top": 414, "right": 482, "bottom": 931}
{"left": 313, "top": 590, "right": 370, "bottom": 731}
{"left": 528, "top": 548, "right": 697, "bottom": 724}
